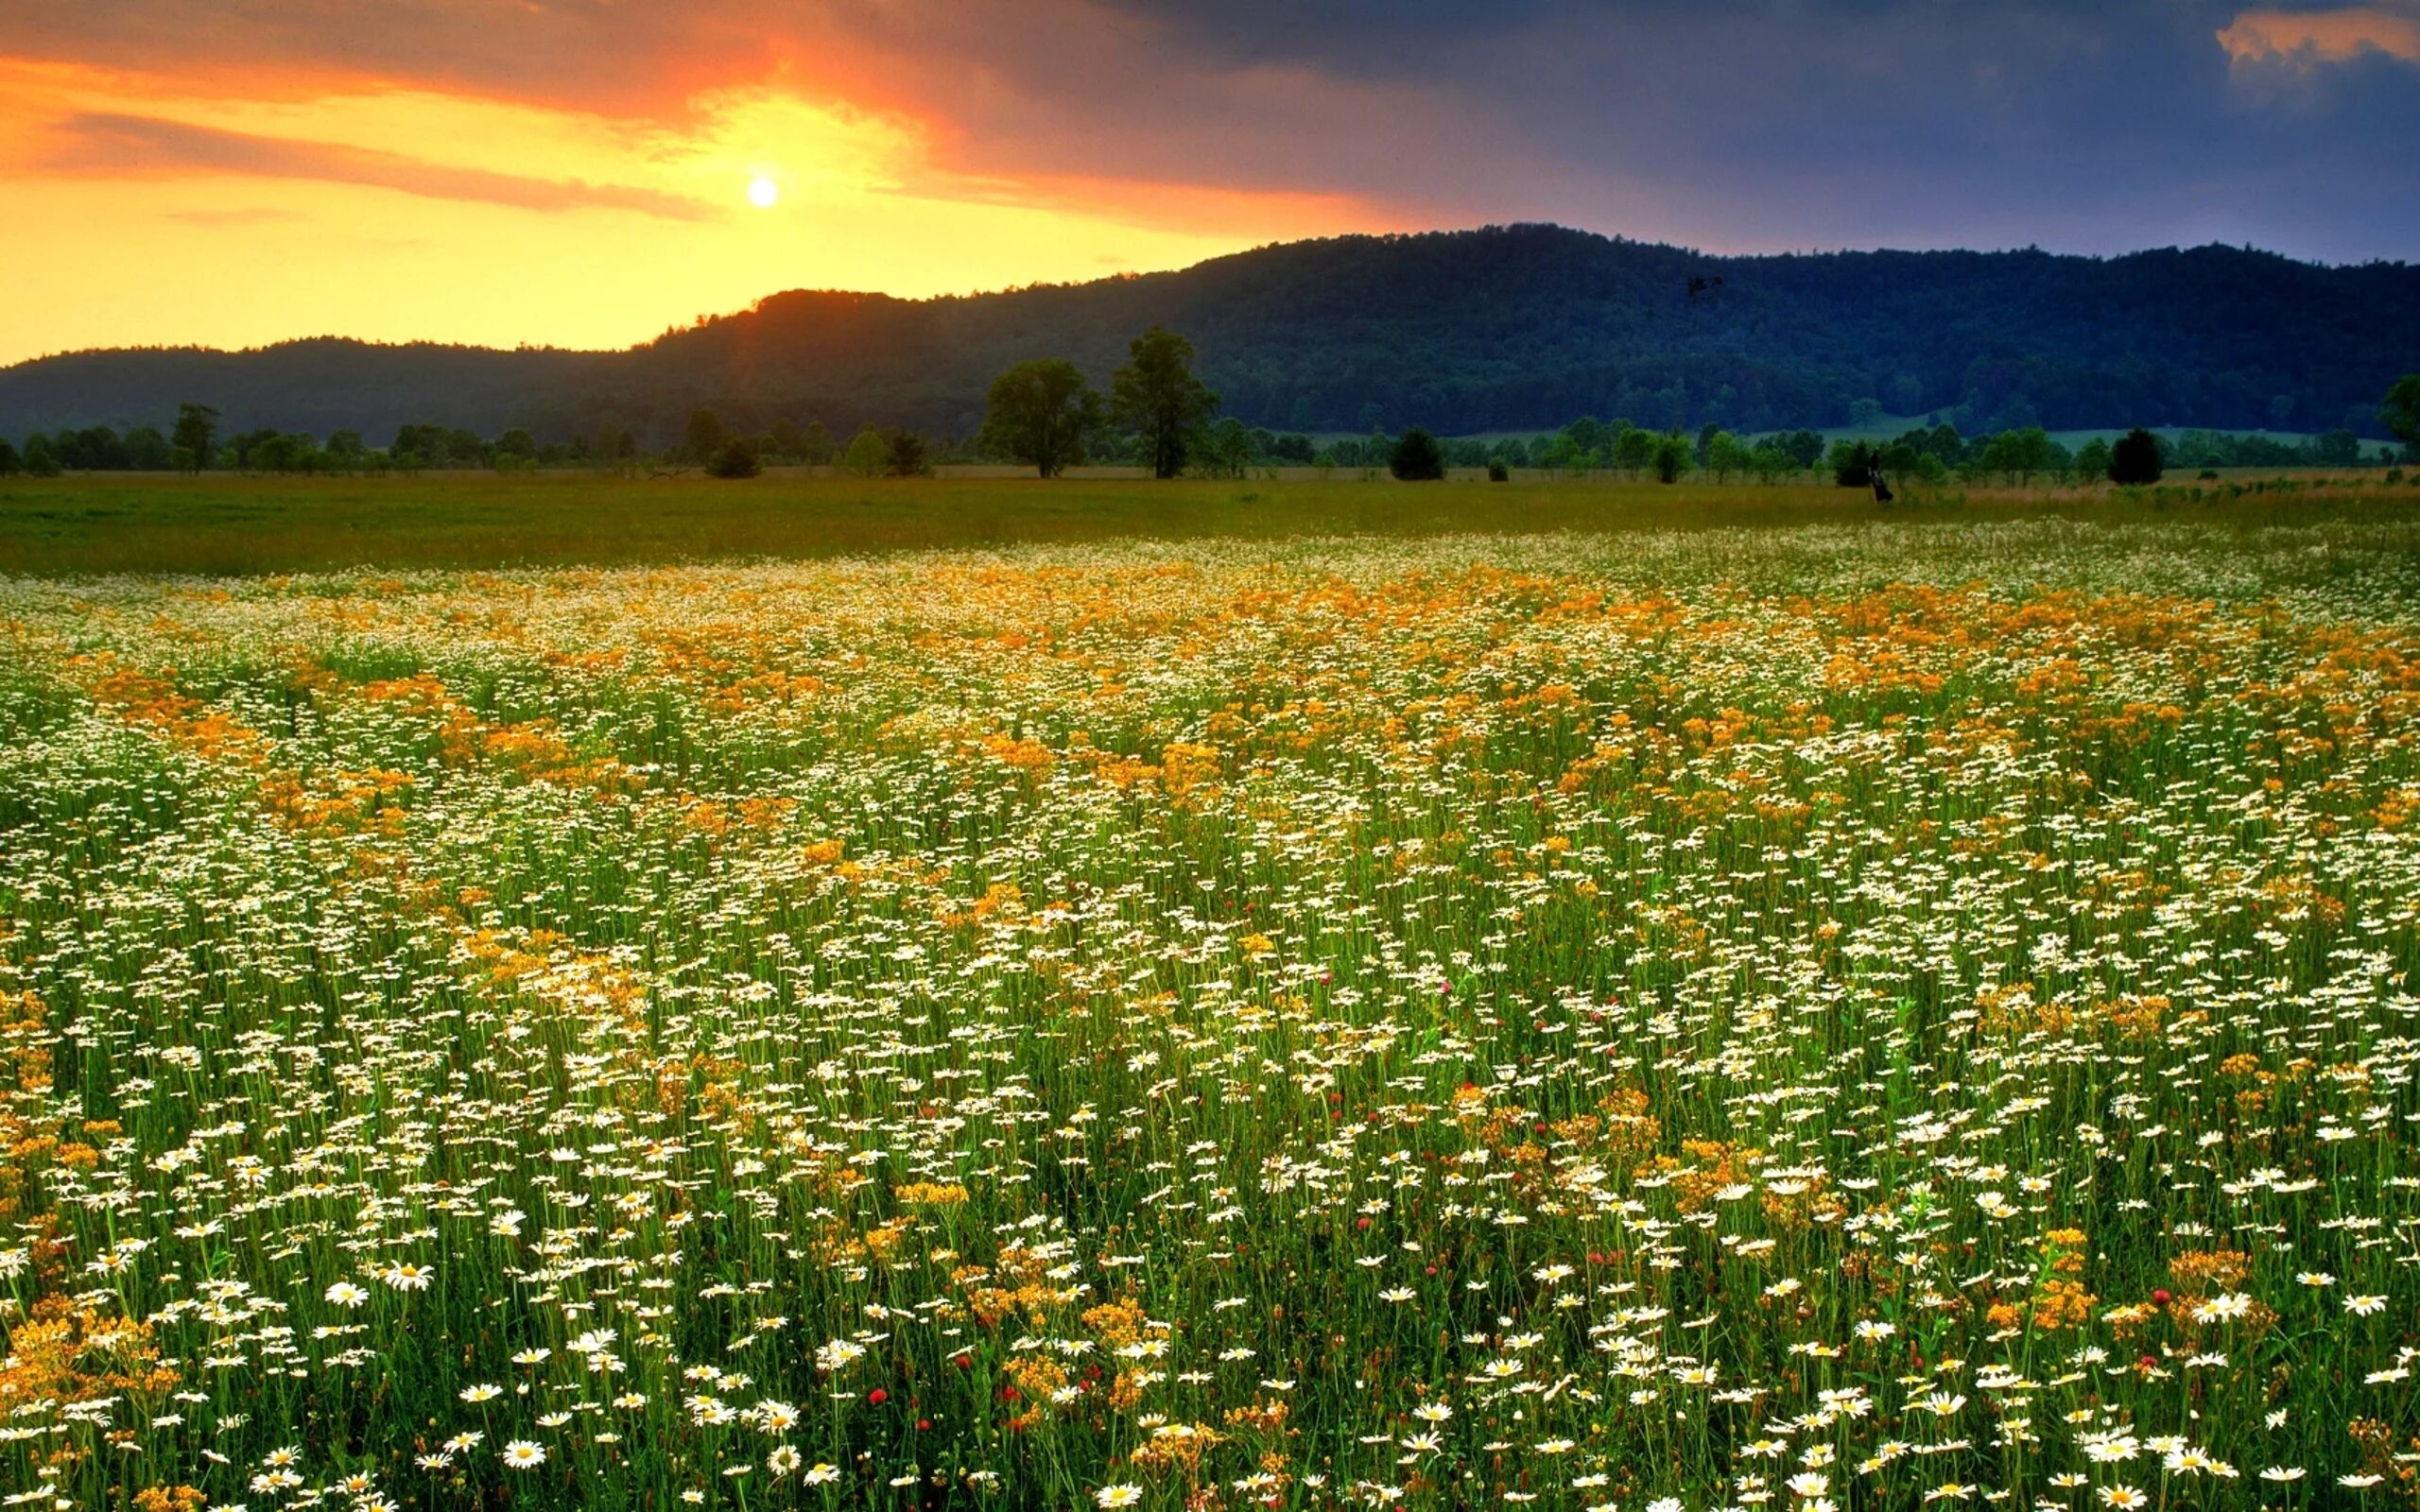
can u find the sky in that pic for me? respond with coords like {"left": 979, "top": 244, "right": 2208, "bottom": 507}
{"left": 0, "top": 1, "right": 2414, "bottom": 367}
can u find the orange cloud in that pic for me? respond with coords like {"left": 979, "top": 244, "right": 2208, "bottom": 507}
{"left": 2219, "top": 6, "right": 2420, "bottom": 65}
{"left": 45, "top": 112, "right": 720, "bottom": 219}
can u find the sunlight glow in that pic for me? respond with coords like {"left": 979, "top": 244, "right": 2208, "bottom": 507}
{"left": 747, "top": 176, "right": 778, "bottom": 208}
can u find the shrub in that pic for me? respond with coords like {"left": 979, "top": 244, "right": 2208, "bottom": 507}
{"left": 706, "top": 438, "right": 763, "bottom": 479}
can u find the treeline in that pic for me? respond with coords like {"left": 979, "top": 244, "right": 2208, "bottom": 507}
{"left": 13, "top": 366, "right": 2414, "bottom": 486}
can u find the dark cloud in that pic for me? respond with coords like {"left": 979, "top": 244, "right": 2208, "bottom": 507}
{"left": 43, "top": 112, "right": 721, "bottom": 219}
{"left": 2, "top": 1, "right": 2413, "bottom": 260}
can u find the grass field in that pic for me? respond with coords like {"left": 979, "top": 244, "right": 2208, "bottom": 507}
{"left": 0, "top": 471, "right": 2414, "bottom": 576}
{"left": 4, "top": 485, "right": 2420, "bottom": 1510}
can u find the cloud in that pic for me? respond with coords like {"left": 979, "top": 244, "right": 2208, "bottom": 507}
{"left": 43, "top": 112, "right": 721, "bottom": 219}
{"left": 2219, "top": 5, "right": 2420, "bottom": 65}
{"left": 0, "top": 2, "right": 2415, "bottom": 261}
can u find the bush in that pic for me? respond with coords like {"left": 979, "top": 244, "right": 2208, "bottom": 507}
{"left": 2109, "top": 428, "right": 2165, "bottom": 486}
{"left": 1389, "top": 427, "right": 1445, "bottom": 481}
{"left": 706, "top": 438, "right": 763, "bottom": 479}
{"left": 1487, "top": 460, "right": 1510, "bottom": 483}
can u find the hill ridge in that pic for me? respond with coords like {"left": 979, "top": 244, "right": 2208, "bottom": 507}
{"left": 6, "top": 224, "right": 2414, "bottom": 443}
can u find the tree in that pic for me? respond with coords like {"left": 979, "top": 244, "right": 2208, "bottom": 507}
{"left": 495, "top": 427, "right": 538, "bottom": 462}
{"left": 799, "top": 421, "right": 836, "bottom": 467}
{"left": 683, "top": 408, "right": 728, "bottom": 465}
{"left": 2308, "top": 429, "right": 2361, "bottom": 468}
{"left": 1390, "top": 427, "right": 1445, "bottom": 481}
{"left": 123, "top": 426, "right": 173, "bottom": 471}
{"left": 2074, "top": 438, "right": 2112, "bottom": 483}
{"left": 842, "top": 427, "right": 890, "bottom": 477}
{"left": 23, "top": 435, "right": 61, "bottom": 477}
{"left": 1613, "top": 427, "right": 1656, "bottom": 478}
{"left": 979, "top": 359, "right": 1104, "bottom": 477}
{"left": 706, "top": 438, "right": 763, "bottom": 478}
{"left": 1195, "top": 418, "right": 1254, "bottom": 479}
{"left": 1704, "top": 430, "right": 1753, "bottom": 483}
{"left": 1110, "top": 327, "right": 1219, "bottom": 479}
{"left": 2108, "top": 428, "right": 2165, "bottom": 485}
{"left": 1829, "top": 439, "right": 1876, "bottom": 488}
{"left": 1651, "top": 432, "right": 1692, "bottom": 484}
{"left": 884, "top": 429, "right": 929, "bottom": 477}
{"left": 2379, "top": 375, "right": 2420, "bottom": 447}
{"left": 0, "top": 438, "right": 20, "bottom": 476}
{"left": 172, "top": 404, "right": 218, "bottom": 472}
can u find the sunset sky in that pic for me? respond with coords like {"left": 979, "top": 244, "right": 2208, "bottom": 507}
{"left": 2, "top": 1, "right": 2415, "bottom": 367}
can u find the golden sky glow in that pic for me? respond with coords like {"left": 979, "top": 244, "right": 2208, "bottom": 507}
{"left": 0, "top": 53, "right": 1394, "bottom": 365}
{"left": 4, "top": 0, "right": 2414, "bottom": 369}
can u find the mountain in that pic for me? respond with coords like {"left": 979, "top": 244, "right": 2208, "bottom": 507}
{"left": 6, "top": 225, "right": 2416, "bottom": 446}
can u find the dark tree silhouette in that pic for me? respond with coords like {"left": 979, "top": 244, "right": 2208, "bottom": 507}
{"left": 2109, "top": 427, "right": 2165, "bottom": 485}
{"left": 683, "top": 408, "right": 729, "bottom": 465}
{"left": 705, "top": 438, "right": 763, "bottom": 478}
{"left": 1389, "top": 427, "right": 1445, "bottom": 480}
{"left": 171, "top": 404, "right": 218, "bottom": 473}
{"left": 884, "top": 429, "right": 929, "bottom": 477}
{"left": 1111, "top": 327, "right": 1219, "bottom": 479}
{"left": 2384, "top": 374, "right": 2420, "bottom": 447}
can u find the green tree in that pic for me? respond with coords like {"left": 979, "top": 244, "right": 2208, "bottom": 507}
{"left": 1651, "top": 432, "right": 1691, "bottom": 484}
{"left": 2074, "top": 438, "right": 2112, "bottom": 483}
{"left": 706, "top": 438, "right": 763, "bottom": 478}
{"left": 1613, "top": 427, "right": 1656, "bottom": 478}
{"left": 1389, "top": 427, "right": 1445, "bottom": 481}
{"left": 0, "top": 438, "right": 20, "bottom": 475}
{"left": 2377, "top": 375, "right": 2419, "bottom": 447}
{"left": 683, "top": 408, "right": 729, "bottom": 465}
{"left": 1828, "top": 439, "right": 1875, "bottom": 487}
{"left": 1111, "top": 327, "right": 1219, "bottom": 479}
{"left": 496, "top": 427, "right": 538, "bottom": 462}
{"left": 799, "top": 421, "right": 836, "bottom": 467}
{"left": 978, "top": 359, "right": 1104, "bottom": 477}
{"left": 123, "top": 426, "right": 173, "bottom": 471}
{"left": 842, "top": 427, "right": 890, "bottom": 477}
{"left": 1195, "top": 418, "right": 1254, "bottom": 479}
{"left": 2108, "top": 428, "right": 2164, "bottom": 486}
{"left": 1703, "top": 430, "right": 1753, "bottom": 483}
{"left": 23, "top": 435, "right": 61, "bottom": 477}
{"left": 171, "top": 404, "right": 218, "bottom": 473}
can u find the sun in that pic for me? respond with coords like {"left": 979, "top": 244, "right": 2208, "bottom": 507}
{"left": 746, "top": 176, "right": 779, "bottom": 208}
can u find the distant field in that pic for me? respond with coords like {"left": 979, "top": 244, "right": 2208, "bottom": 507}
{"left": 3, "top": 470, "right": 2414, "bottom": 576}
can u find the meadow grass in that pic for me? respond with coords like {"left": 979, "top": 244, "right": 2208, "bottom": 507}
{"left": 1, "top": 470, "right": 2414, "bottom": 576}
{"left": 1, "top": 504, "right": 2419, "bottom": 1511}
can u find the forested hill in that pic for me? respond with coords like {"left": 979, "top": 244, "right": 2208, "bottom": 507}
{"left": 7, "top": 225, "right": 2416, "bottom": 445}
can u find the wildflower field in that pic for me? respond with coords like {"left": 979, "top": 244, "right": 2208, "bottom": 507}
{"left": 4, "top": 507, "right": 2420, "bottom": 1512}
